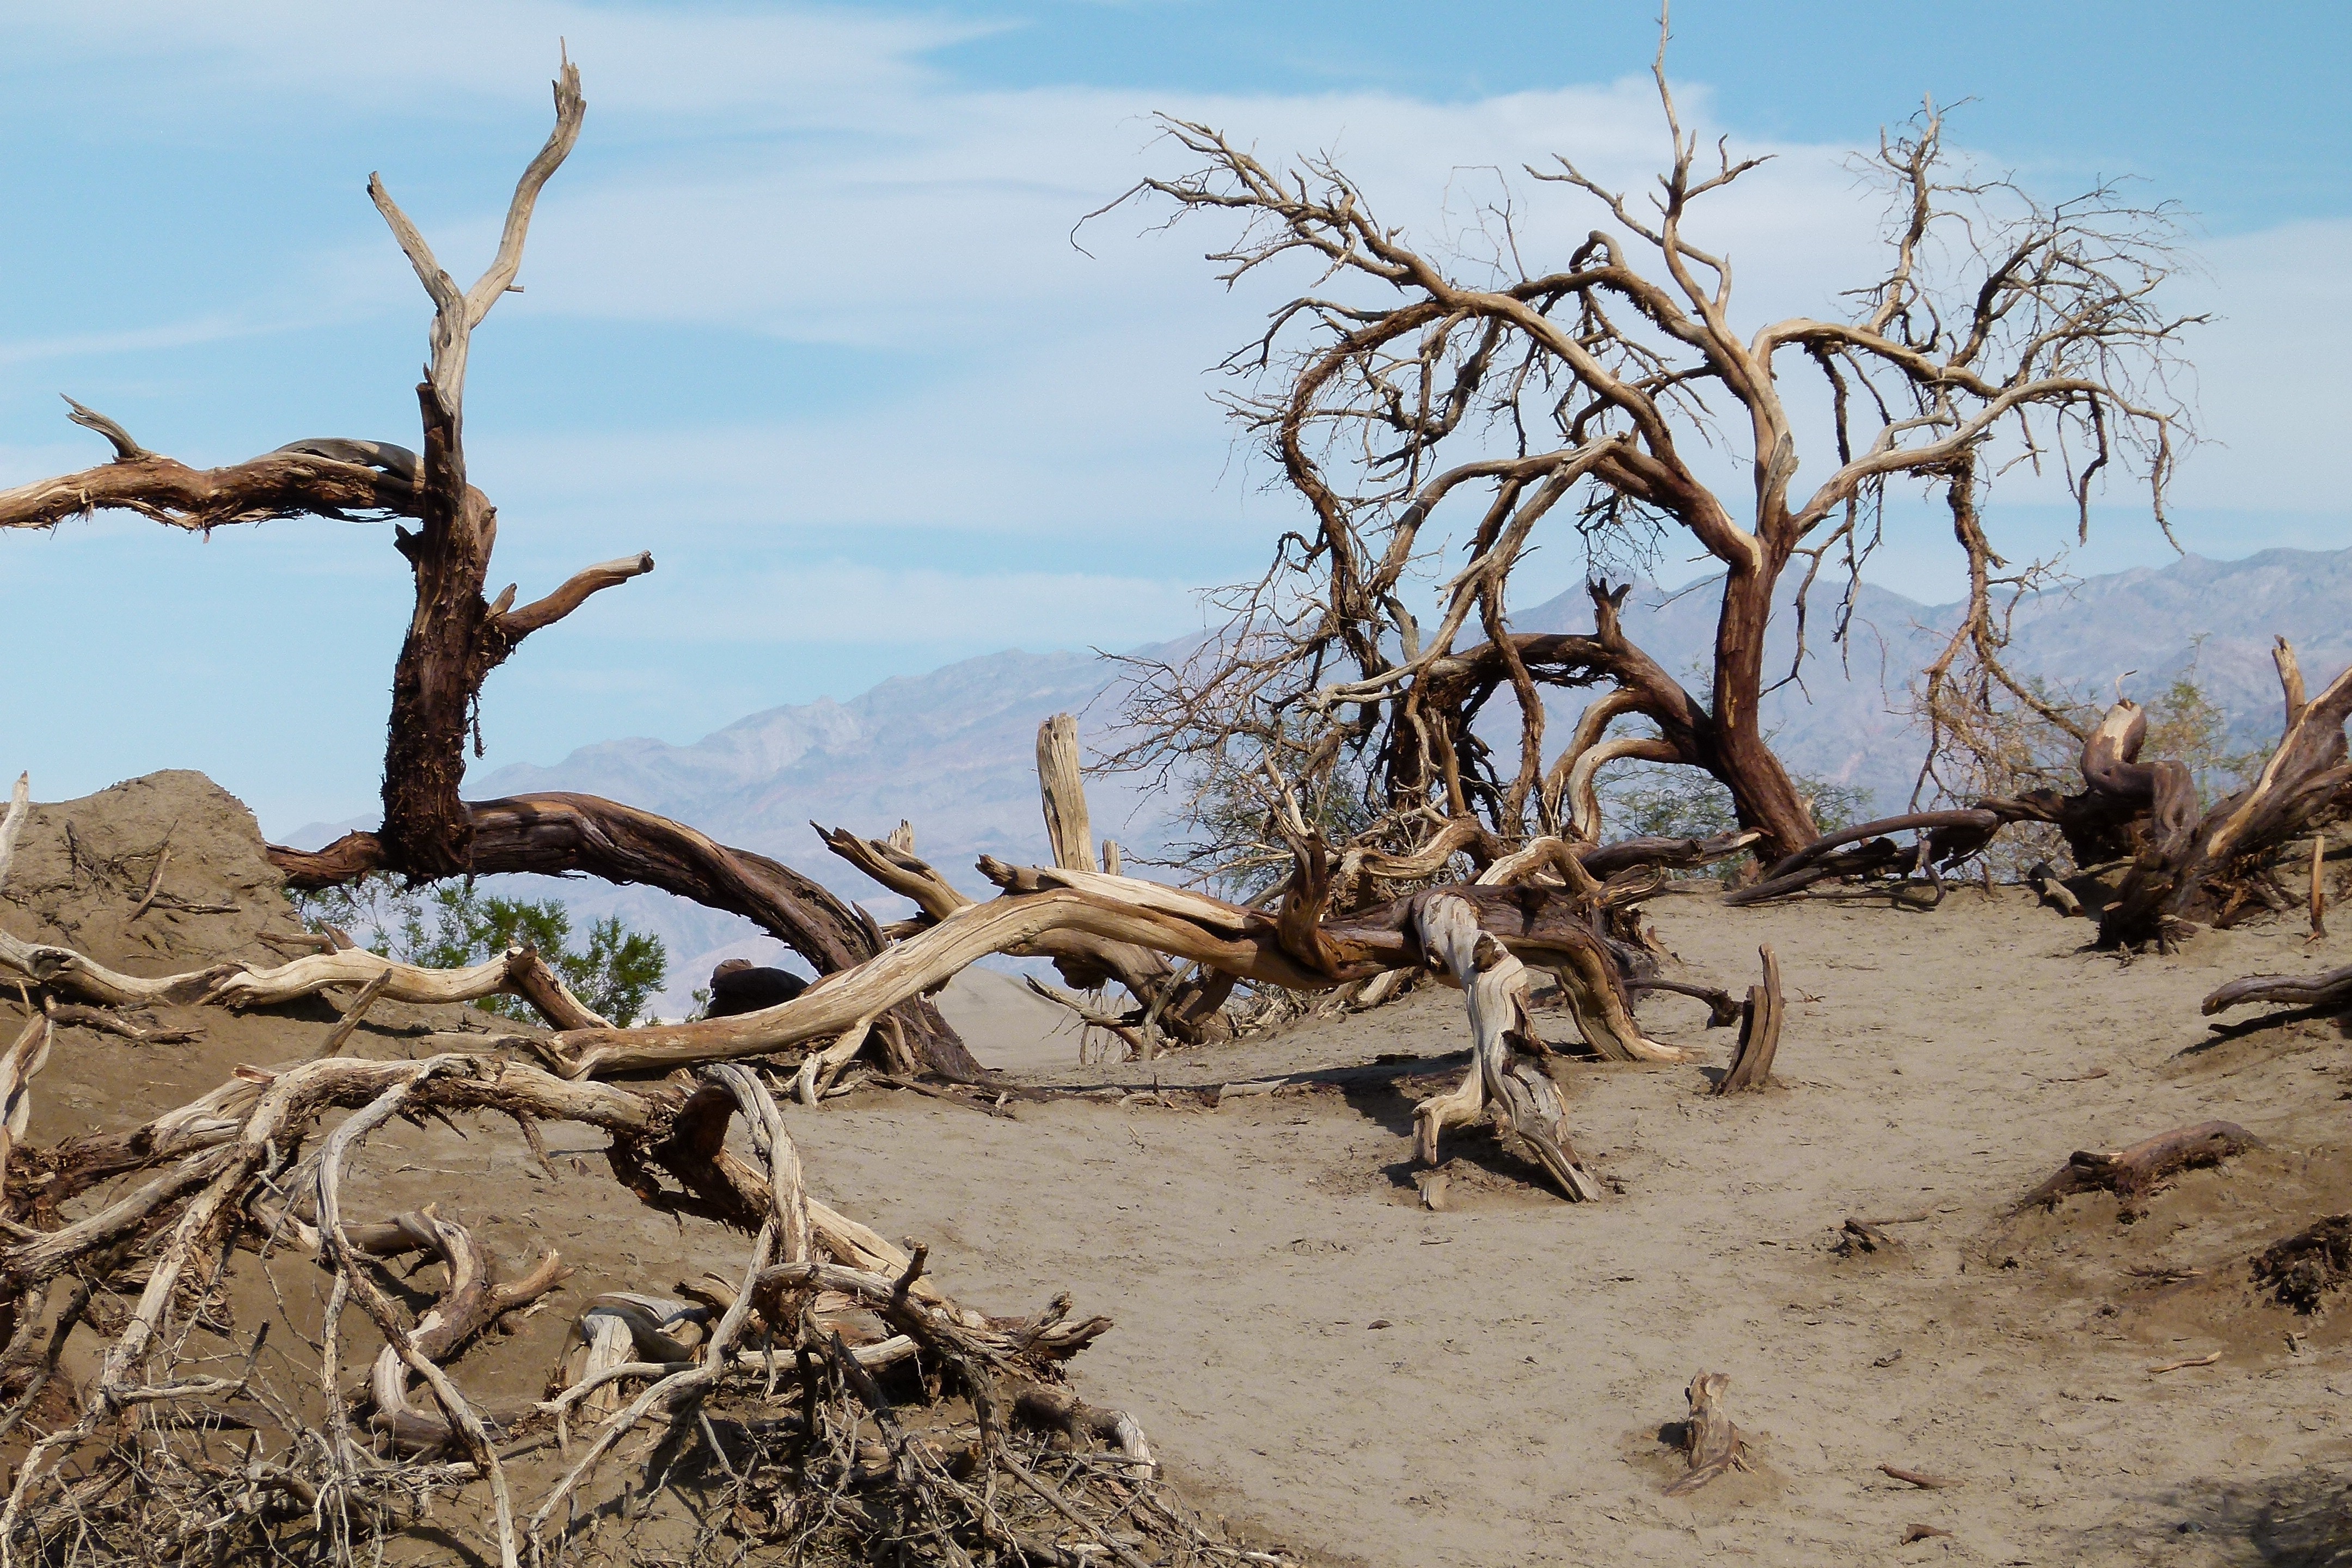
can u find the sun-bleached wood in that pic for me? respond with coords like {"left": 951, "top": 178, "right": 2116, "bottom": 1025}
{"left": 1407, "top": 894, "right": 1603, "bottom": 1202}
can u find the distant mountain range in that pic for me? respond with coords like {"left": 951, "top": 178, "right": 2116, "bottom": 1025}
{"left": 292, "top": 547, "right": 2352, "bottom": 1017}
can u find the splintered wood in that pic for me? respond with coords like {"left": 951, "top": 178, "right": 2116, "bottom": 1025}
{"left": 1665, "top": 1371, "right": 1751, "bottom": 1496}
{"left": 1713, "top": 944, "right": 1784, "bottom": 1094}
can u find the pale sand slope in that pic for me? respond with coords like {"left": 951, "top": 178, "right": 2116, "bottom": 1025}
{"left": 788, "top": 890, "right": 2352, "bottom": 1567}
{"left": 934, "top": 966, "right": 1085, "bottom": 1074}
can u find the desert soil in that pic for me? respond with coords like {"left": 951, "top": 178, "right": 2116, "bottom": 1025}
{"left": 6, "top": 772, "right": 2350, "bottom": 1566}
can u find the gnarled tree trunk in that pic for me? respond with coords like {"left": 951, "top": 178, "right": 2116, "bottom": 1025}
{"left": 0, "top": 62, "right": 979, "bottom": 1081}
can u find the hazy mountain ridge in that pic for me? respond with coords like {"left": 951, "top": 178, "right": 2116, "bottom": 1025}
{"left": 354, "top": 547, "right": 2348, "bottom": 1015}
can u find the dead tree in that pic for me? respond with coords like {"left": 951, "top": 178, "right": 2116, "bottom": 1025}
{"left": 0, "top": 61, "right": 976, "bottom": 1080}
{"left": 0, "top": 1044, "right": 1264, "bottom": 1567}
{"left": 1730, "top": 649, "right": 2352, "bottom": 945}
{"left": 1093, "top": 29, "right": 2194, "bottom": 873}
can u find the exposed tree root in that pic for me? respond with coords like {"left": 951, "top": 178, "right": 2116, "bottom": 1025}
{"left": 2010, "top": 1120, "right": 2261, "bottom": 1222}
{"left": 0, "top": 1032, "right": 1263, "bottom": 1567}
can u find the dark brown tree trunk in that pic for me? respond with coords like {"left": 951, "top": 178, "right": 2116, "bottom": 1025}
{"left": 379, "top": 389, "right": 494, "bottom": 878}
{"left": 1707, "top": 562, "right": 1818, "bottom": 862}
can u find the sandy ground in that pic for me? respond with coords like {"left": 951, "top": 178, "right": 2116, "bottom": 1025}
{"left": 6, "top": 774, "right": 2351, "bottom": 1566}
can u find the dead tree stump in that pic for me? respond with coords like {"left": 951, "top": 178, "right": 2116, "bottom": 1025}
{"left": 1713, "top": 945, "right": 1783, "bottom": 1094}
{"left": 1665, "top": 1371, "right": 1751, "bottom": 1495}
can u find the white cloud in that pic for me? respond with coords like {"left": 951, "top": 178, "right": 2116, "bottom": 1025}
{"left": 9, "top": 3, "right": 987, "bottom": 126}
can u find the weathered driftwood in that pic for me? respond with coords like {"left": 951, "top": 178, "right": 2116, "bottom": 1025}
{"left": 1835, "top": 1218, "right": 1908, "bottom": 1259}
{"left": 1713, "top": 945, "right": 1784, "bottom": 1094}
{"left": 1880, "top": 1463, "right": 1958, "bottom": 1490}
{"left": 1627, "top": 977, "right": 1744, "bottom": 1027}
{"left": 2203, "top": 963, "right": 2352, "bottom": 1019}
{"left": 349, "top": 1207, "right": 569, "bottom": 1450}
{"left": 38, "top": 996, "right": 203, "bottom": 1046}
{"left": 2011, "top": 1120, "right": 2260, "bottom": 1221}
{"left": 498, "top": 859, "right": 1685, "bottom": 1092}
{"left": 277, "top": 794, "right": 982, "bottom": 1080}
{"left": 1407, "top": 893, "right": 1603, "bottom": 1202}
{"left": 1014, "top": 1382, "right": 1156, "bottom": 1474}
{"left": 0, "top": 929, "right": 607, "bottom": 1030}
{"left": 0, "top": 775, "right": 28, "bottom": 894}
{"left": 2026, "top": 860, "right": 2085, "bottom": 917}
{"left": 824, "top": 826, "right": 1235, "bottom": 1054}
{"left": 1664, "top": 1371, "right": 1750, "bottom": 1496}
{"left": 1036, "top": 714, "right": 1097, "bottom": 874}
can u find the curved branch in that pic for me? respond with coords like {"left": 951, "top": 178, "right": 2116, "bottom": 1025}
{"left": 0, "top": 444, "right": 413, "bottom": 534}
{"left": 494, "top": 550, "right": 654, "bottom": 639}
{"left": 269, "top": 792, "right": 985, "bottom": 1082}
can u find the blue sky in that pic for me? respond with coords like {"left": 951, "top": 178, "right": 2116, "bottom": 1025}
{"left": 0, "top": 1, "right": 2343, "bottom": 832}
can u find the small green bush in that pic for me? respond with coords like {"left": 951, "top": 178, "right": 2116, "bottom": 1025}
{"left": 289, "top": 877, "right": 666, "bottom": 1027}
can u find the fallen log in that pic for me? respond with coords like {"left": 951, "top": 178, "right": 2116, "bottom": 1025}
{"left": 2011, "top": 1120, "right": 2260, "bottom": 1222}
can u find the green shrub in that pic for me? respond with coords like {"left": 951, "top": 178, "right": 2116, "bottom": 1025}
{"left": 288, "top": 877, "right": 666, "bottom": 1027}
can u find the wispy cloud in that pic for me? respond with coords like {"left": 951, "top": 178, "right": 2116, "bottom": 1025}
{"left": 0, "top": 1, "right": 2339, "bottom": 829}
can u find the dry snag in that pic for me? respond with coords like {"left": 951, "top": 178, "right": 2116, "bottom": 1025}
{"left": 1712, "top": 945, "right": 1784, "bottom": 1094}
{"left": 0, "top": 58, "right": 973, "bottom": 1083}
{"left": 1093, "top": 21, "right": 2196, "bottom": 898}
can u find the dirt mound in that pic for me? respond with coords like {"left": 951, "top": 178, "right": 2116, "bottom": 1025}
{"left": 1, "top": 773, "right": 512, "bottom": 1140}
{"left": 3, "top": 769, "right": 291, "bottom": 970}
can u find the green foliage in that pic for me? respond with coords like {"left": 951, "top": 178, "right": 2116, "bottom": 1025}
{"left": 2140, "top": 664, "right": 2264, "bottom": 806}
{"left": 1177, "top": 744, "right": 1383, "bottom": 902}
{"left": 287, "top": 876, "right": 667, "bottom": 1027}
{"left": 1597, "top": 762, "right": 1870, "bottom": 854}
